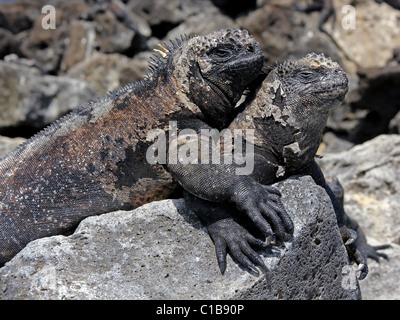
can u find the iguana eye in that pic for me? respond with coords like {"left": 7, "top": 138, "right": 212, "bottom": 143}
{"left": 298, "top": 70, "right": 314, "bottom": 80}
{"left": 209, "top": 47, "right": 231, "bottom": 58}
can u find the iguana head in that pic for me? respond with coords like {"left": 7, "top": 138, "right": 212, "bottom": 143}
{"left": 150, "top": 29, "right": 264, "bottom": 128}
{"left": 234, "top": 53, "right": 349, "bottom": 173}
{"left": 265, "top": 53, "right": 348, "bottom": 171}
{"left": 270, "top": 52, "right": 349, "bottom": 119}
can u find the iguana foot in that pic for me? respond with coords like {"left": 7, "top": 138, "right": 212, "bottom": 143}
{"left": 231, "top": 179, "right": 294, "bottom": 242}
{"left": 340, "top": 225, "right": 357, "bottom": 245}
{"left": 327, "top": 177, "right": 391, "bottom": 263}
{"left": 340, "top": 226, "right": 368, "bottom": 280}
{"left": 358, "top": 242, "right": 391, "bottom": 262}
{"left": 207, "top": 218, "right": 269, "bottom": 276}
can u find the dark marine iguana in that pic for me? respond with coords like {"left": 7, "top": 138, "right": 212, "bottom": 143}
{"left": 181, "top": 53, "right": 388, "bottom": 279}
{"left": 0, "top": 29, "right": 291, "bottom": 266}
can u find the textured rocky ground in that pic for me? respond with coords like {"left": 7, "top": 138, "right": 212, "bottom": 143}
{"left": 0, "top": 177, "right": 361, "bottom": 300}
{"left": 0, "top": 0, "right": 399, "bottom": 299}
{"left": 318, "top": 135, "right": 400, "bottom": 300}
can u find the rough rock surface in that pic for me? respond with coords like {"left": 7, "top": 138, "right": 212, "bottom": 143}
{"left": 0, "top": 0, "right": 398, "bottom": 300}
{"left": 357, "top": 242, "right": 400, "bottom": 300}
{"left": 331, "top": 0, "right": 400, "bottom": 69}
{"left": 318, "top": 135, "right": 400, "bottom": 244}
{"left": 66, "top": 51, "right": 151, "bottom": 96}
{"left": 0, "top": 59, "right": 97, "bottom": 128}
{"left": 318, "top": 134, "right": 400, "bottom": 299}
{"left": 1, "top": 0, "right": 400, "bottom": 149}
{"left": 0, "top": 176, "right": 360, "bottom": 300}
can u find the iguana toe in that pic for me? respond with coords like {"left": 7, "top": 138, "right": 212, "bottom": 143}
{"left": 208, "top": 218, "right": 269, "bottom": 276}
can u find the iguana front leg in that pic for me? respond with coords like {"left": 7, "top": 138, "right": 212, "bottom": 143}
{"left": 166, "top": 118, "right": 294, "bottom": 245}
{"left": 184, "top": 191, "right": 269, "bottom": 276}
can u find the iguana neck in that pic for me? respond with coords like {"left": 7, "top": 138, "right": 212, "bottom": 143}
{"left": 264, "top": 72, "right": 330, "bottom": 172}
{"left": 231, "top": 76, "right": 329, "bottom": 176}
{"left": 280, "top": 101, "right": 329, "bottom": 173}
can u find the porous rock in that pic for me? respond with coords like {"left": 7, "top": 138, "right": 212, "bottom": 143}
{"left": 318, "top": 134, "right": 400, "bottom": 300}
{"left": 66, "top": 51, "right": 151, "bottom": 95}
{"left": 318, "top": 134, "right": 400, "bottom": 244}
{"left": 331, "top": 0, "right": 400, "bottom": 69}
{"left": 0, "top": 176, "right": 360, "bottom": 300}
{"left": 0, "top": 59, "right": 97, "bottom": 129}
{"left": 357, "top": 241, "right": 400, "bottom": 300}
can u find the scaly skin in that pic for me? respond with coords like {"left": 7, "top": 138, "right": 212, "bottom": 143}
{"left": 186, "top": 53, "right": 374, "bottom": 279}
{"left": 0, "top": 29, "right": 267, "bottom": 266}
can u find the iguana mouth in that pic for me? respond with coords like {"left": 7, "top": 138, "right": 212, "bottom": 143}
{"left": 315, "top": 83, "right": 348, "bottom": 93}
{"left": 189, "top": 61, "right": 232, "bottom": 105}
{"left": 207, "top": 79, "right": 236, "bottom": 105}
{"left": 314, "top": 80, "right": 348, "bottom": 99}
{"left": 205, "top": 54, "right": 264, "bottom": 106}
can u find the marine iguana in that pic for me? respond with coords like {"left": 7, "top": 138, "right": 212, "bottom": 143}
{"left": 326, "top": 177, "right": 390, "bottom": 262}
{"left": 183, "top": 53, "right": 377, "bottom": 279}
{"left": 0, "top": 29, "right": 284, "bottom": 266}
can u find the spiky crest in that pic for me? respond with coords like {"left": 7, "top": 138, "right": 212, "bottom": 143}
{"left": 0, "top": 35, "right": 199, "bottom": 164}
{"left": 146, "top": 34, "right": 193, "bottom": 75}
{"left": 276, "top": 52, "right": 340, "bottom": 76}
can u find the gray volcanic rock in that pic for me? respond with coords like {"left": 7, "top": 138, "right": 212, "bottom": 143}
{"left": 318, "top": 134, "right": 400, "bottom": 300}
{"left": 0, "top": 176, "right": 360, "bottom": 300}
{"left": 0, "top": 59, "right": 97, "bottom": 129}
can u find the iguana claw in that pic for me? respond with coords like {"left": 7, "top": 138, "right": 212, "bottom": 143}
{"left": 231, "top": 179, "right": 294, "bottom": 241}
{"left": 340, "top": 226, "right": 368, "bottom": 280}
{"left": 208, "top": 218, "right": 269, "bottom": 276}
{"left": 355, "top": 263, "right": 368, "bottom": 280}
{"left": 340, "top": 225, "right": 357, "bottom": 245}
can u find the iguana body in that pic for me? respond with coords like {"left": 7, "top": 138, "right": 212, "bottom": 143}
{"left": 184, "top": 53, "right": 376, "bottom": 279}
{"left": 0, "top": 29, "right": 266, "bottom": 265}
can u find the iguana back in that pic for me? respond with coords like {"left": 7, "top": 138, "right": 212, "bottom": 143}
{"left": 0, "top": 29, "right": 264, "bottom": 265}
